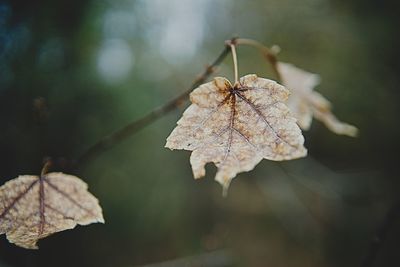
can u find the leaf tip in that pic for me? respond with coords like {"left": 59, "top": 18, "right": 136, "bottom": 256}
{"left": 164, "top": 139, "right": 175, "bottom": 150}
{"left": 215, "top": 172, "right": 233, "bottom": 196}
{"left": 221, "top": 180, "right": 232, "bottom": 197}
{"left": 343, "top": 125, "right": 359, "bottom": 137}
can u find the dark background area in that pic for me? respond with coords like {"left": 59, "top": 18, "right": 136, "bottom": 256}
{"left": 0, "top": 0, "right": 399, "bottom": 266}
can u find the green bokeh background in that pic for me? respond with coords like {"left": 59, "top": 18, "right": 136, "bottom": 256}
{"left": 1, "top": 0, "right": 399, "bottom": 266}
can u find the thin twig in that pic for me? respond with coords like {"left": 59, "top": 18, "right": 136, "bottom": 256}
{"left": 360, "top": 200, "right": 400, "bottom": 267}
{"left": 74, "top": 39, "right": 234, "bottom": 171}
{"left": 41, "top": 158, "right": 52, "bottom": 176}
{"left": 235, "top": 38, "right": 282, "bottom": 81}
{"left": 229, "top": 44, "right": 239, "bottom": 83}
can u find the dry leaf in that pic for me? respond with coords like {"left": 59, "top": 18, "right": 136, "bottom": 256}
{"left": 277, "top": 62, "right": 358, "bottom": 137}
{"left": 0, "top": 172, "right": 104, "bottom": 249}
{"left": 166, "top": 74, "right": 307, "bottom": 192}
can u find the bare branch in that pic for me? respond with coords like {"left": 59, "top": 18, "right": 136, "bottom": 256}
{"left": 74, "top": 39, "right": 234, "bottom": 171}
{"left": 235, "top": 38, "right": 282, "bottom": 81}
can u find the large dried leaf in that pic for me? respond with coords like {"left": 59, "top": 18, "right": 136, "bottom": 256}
{"left": 0, "top": 172, "right": 104, "bottom": 249}
{"left": 166, "top": 74, "right": 307, "bottom": 191}
{"left": 277, "top": 62, "right": 358, "bottom": 137}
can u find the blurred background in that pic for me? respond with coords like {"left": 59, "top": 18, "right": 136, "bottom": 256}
{"left": 0, "top": 0, "right": 399, "bottom": 266}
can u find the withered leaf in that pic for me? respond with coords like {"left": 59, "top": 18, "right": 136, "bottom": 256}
{"left": 277, "top": 62, "right": 358, "bottom": 137}
{"left": 0, "top": 172, "right": 104, "bottom": 249}
{"left": 166, "top": 74, "right": 307, "bottom": 191}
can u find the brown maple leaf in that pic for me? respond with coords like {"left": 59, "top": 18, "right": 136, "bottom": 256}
{"left": 165, "top": 74, "right": 307, "bottom": 192}
{"left": 0, "top": 172, "right": 104, "bottom": 249}
{"left": 277, "top": 62, "right": 358, "bottom": 137}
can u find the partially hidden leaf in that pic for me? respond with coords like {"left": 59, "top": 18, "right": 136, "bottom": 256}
{"left": 166, "top": 74, "right": 307, "bottom": 192}
{"left": 277, "top": 62, "right": 358, "bottom": 137}
{"left": 0, "top": 172, "right": 104, "bottom": 249}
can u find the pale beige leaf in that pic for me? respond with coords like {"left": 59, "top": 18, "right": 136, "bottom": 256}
{"left": 166, "top": 74, "right": 307, "bottom": 192}
{"left": 277, "top": 62, "right": 358, "bottom": 137}
{"left": 0, "top": 172, "right": 104, "bottom": 249}
{"left": 313, "top": 107, "right": 358, "bottom": 137}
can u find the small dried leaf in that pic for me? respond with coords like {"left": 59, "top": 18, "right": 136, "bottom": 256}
{"left": 277, "top": 62, "right": 358, "bottom": 137}
{"left": 0, "top": 172, "right": 104, "bottom": 249}
{"left": 166, "top": 74, "right": 307, "bottom": 192}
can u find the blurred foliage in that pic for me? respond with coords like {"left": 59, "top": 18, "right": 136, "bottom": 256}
{"left": 0, "top": 0, "right": 399, "bottom": 266}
